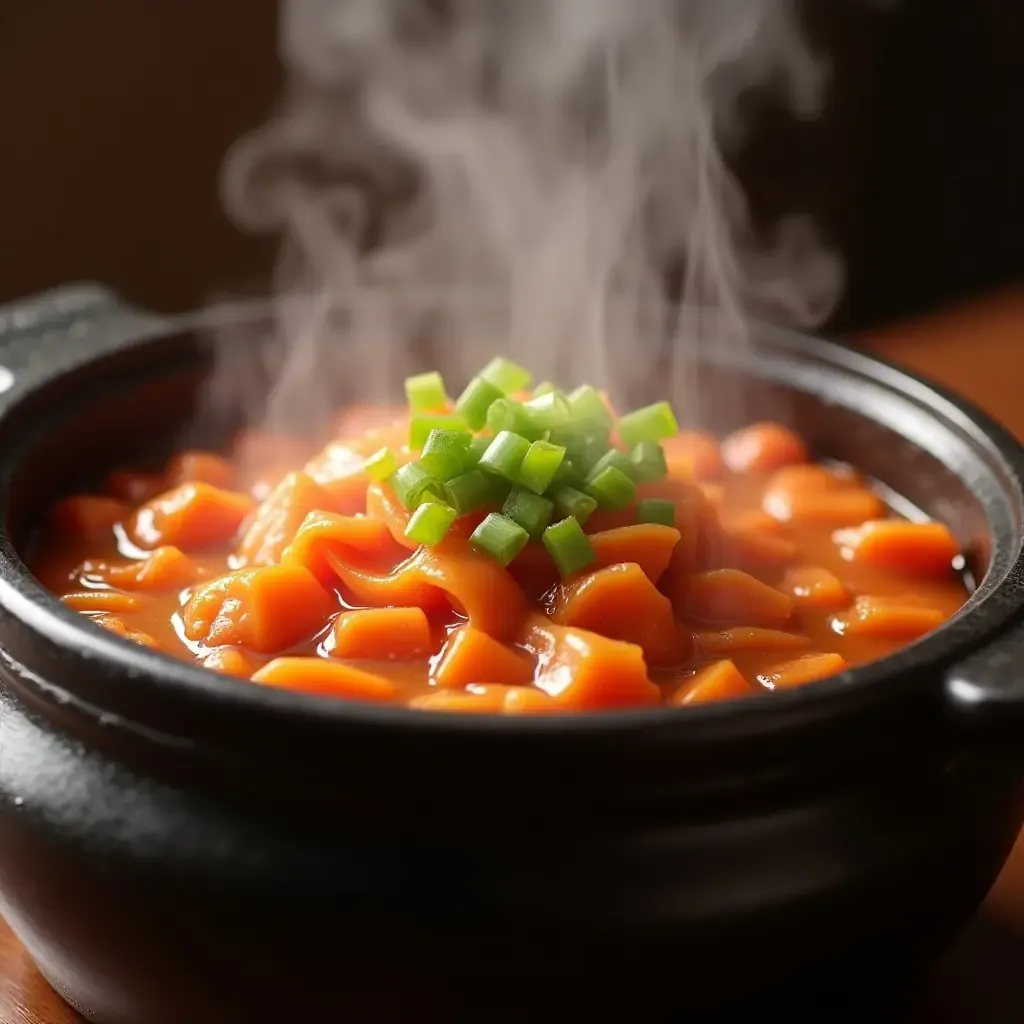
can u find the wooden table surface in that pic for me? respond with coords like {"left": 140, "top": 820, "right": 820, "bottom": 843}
{"left": 3, "top": 287, "right": 1024, "bottom": 1023}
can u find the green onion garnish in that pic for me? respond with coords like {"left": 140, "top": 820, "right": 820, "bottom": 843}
{"left": 443, "top": 469, "right": 495, "bottom": 517}
{"left": 521, "top": 390, "right": 571, "bottom": 431}
{"left": 533, "top": 381, "right": 557, "bottom": 397}
{"left": 578, "top": 435, "right": 614, "bottom": 472}
{"left": 480, "top": 357, "right": 532, "bottom": 395}
{"left": 637, "top": 498, "right": 676, "bottom": 527}
{"left": 543, "top": 516, "right": 597, "bottom": 577}
{"left": 456, "top": 376, "right": 505, "bottom": 431}
{"left": 617, "top": 401, "right": 679, "bottom": 448}
{"left": 420, "top": 428, "right": 471, "bottom": 481}
{"left": 405, "top": 371, "right": 448, "bottom": 413}
{"left": 588, "top": 448, "right": 637, "bottom": 482}
{"left": 389, "top": 462, "right": 443, "bottom": 511}
{"left": 410, "top": 414, "right": 467, "bottom": 451}
{"left": 501, "top": 486, "right": 555, "bottom": 540}
{"left": 629, "top": 441, "right": 669, "bottom": 483}
{"left": 478, "top": 430, "right": 531, "bottom": 481}
{"left": 465, "top": 436, "right": 491, "bottom": 465}
{"left": 364, "top": 447, "right": 398, "bottom": 483}
{"left": 553, "top": 486, "right": 597, "bottom": 526}
{"left": 405, "top": 501, "right": 457, "bottom": 546}
{"left": 553, "top": 457, "right": 585, "bottom": 489}
{"left": 567, "top": 385, "right": 614, "bottom": 431}
{"left": 585, "top": 464, "right": 636, "bottom": 509}
{"left": 470, "top": 513, "right": 530, "bottom": 567}
{"left": 518, "top": 440, "right": 566, "bottom": 494}
{"left": 486, "top": 398, "right": 541, "bottom": 440}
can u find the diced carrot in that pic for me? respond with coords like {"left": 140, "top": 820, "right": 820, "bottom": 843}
{"left": 660, "top": 432, "right": 725, "bottom": 480}
{"left": 550, "top": 562, "right": 691, "bottom": 666}
{"left": 129, "top": 483, "right": 255, "bottom": 552}
{"left": 721, "top": 422, "right": 808, "bottom": 474}
{"left": 252, "top": 657, "right": 399, "bottom": 702}
{"left": 833, "top": 520, "right": 960, "bottom": 577}
{"left": 105, "top": 469, "right": 165, "bottom": 504}
{"left": 522, "top": 616, "right": 661, "bottom": 710}
{"left": 61, "top": 590, "right": 146, "bottom": 614}
{"left": 694, "top": 627, "right": 812, "bottom": 657}
{"left": 331, "top": 607, "right": 433, "bottom": 661}
{"left": 757, "top": 652, "right": 849, "bottom": 690}
{"left": 432, "top": 625, "right": 534, "bottom": 689}
{"left": 680, "top": 569, "right": 795, "bottom": 629}
{"left": 182, "top": 564, "right": 335, "bottom": 653}
{"left": 326, "top": 537, "right": 528, "bottom": 642}
{"left": 698, "top": 482, "right": 725, "bottom": 508}
{"left": 332, "top": 405, "right": 408, "bottom": 438}
{"left": 779, "top": 566, "right": 849, "bottom": 609}
{"left": 165, "top": 451, "right": 236, "bottom": 490}
{"left": 50, "top": 495, "right": 129, "bottom": 538}
{"left": 832, "top": 595, "right": 947, "bottom": 640}
{"left": 200, "top": 647, "right": 261, "bottom": 678}
{"left": 411, "top": 683, "right": 557, "bottom": 715}
{"left": 366, "top": 482, "right": 490, "bottom": 551}
{"left": 284, "top": 510, "right": 405, "bottom": 582}
{"left": 78, "top": 546, "right": 200, "bottom": 592}
{"left": 762, "top": 464, "right": 884, "bottom": 525}
{"left": 237, "top": 471, "right": 337, "bottom": 566}
{"left": 640, "top": 478, "right": 721, "bottom": 585}
{"left": 90, "top": 613, "right": 157, "bottom": 647}
{"left": 588, "top": 524, "right": 682, "bottom": 583}
{"left": 306, "top": 439, "right": 393, "bottom": 513}
{"left": 670, "top": 660, "right": 752, "bottom": 706}
{"left": 719, "top": 510, "right": 799, "bottom": 570}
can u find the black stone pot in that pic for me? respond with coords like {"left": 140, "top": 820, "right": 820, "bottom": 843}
{"left": 1, "top": 284, "right": 1024, "bottom": 1024}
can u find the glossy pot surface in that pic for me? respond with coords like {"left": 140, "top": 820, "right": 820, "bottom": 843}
{"left": 2, "top": 285, "right": 1024, "bottom": 1023}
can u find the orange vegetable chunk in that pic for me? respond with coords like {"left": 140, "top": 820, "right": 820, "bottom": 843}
{"left": 78, "top": 546, "right": 200, "bottom": 592}
{"left": 671, "top": 660, "right": 752, "bottom": 706}
{"left": 129, "top": 483, "right": 255, "bottom": 552}
{"left": 660, "top": 431, "right": 724, "bottom": 480}
{"left": 757, "top": 652, "right": 849, "bottom": 690}
{"left": 694, "top": 627, "right": 812, "bottom": 657}
{"left": 832, "top": 595, "right": 946, "bottom": 640}
{"left": 522, "top": 616, "right": 660, "bottom": 710}
{"left": 719, "top": 510, "right": 799, "bottom": 570}
{"left": 779, "top": 565, "right": 849, "bottom": 609}
{"left": 331, "top": 607, "right": 433, "bottom": 661}
{"left": 252, "top": 657, "right": 399, "bottom": 702}
{"left": 200, "top": 647, "right": 261, "bottom": 678}
{"left": 61, "top": 591, "right": 146, "bottom": 614}
{"left": 721, "top": 422, "right": 808, "bottom": 474}
{"left": 833, "top": 520, "right": 960, "bottom": 577}
{"left": 550, "top": 562, "right": 691, "bottom": 666}
{"left": 284, "top": 510, "right": 403, "bottom": 581}
{"left": 588, "top": 525, "right": 682, "bottom": 583}
{"left": 411, "top": 683, "right": 557, "bottom": 714}
{"left": 432, "top": 625, "right": 534, "bottom": 689}
{"left": 165, "top": 451, "right": 236, "bottom": 490}
{"left": 238, "top": 471, "right": 337, "bottom": 566}
{"left": 90, "top": 613, "right": 157, "bottom": 647}
{"left": 682, "top": 569, "right": 795, "bottom": 629}
{"left": 182, "top": 564, "right": 335, "bottom": 653}
{"left": 762, "top": 464, "right": 884, "bottom": 526}
{"left": 50, "top": 495, "right": 129, "bottom": 538}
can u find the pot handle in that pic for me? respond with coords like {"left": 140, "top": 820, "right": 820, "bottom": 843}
{"left": 943, "top": 616, "right": 1024, "bottom": 739}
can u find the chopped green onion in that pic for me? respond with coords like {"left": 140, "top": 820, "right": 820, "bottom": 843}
{"left": 405, "top": 371, "right": 448, "bottom": 413}
{"left": 552, "top": 457, "right": 585, "bottom": 488}
{"left": 389, "top": 462, "right": 444, "bottom": 510}
{"left": 420, "top": 428, "right": 471, "bottom": 481}
{"left": 405, "top": 501, "right": 457, "bottom": 546}
{"left": 456, "top": 376, "right": 505, "bottom": 431}
{"left": 629, "top": 441, "right": 669, "bottom": 483}
{"left": 470, "top": 513, "right": 530, "bottom": 566}
{"left": 553, "top": 486, "right": 597, "bottom": 526}
{"left": 638, "top": 498, "right": 676, "bottom": 527}
{"left": 588, "top": 448, "right": 637, "bottom": 482}
{"left": 578, "top": 434, "right": 615, "bottom": 472}
{"left": 617, "top": 400, "right": 679, "bottom": 448}
{"left": 486, "top": 398, "right": 542, "bottom": 440}
{"left": 410, "top": 414, "right": 467, "bottom": 451}
{"left": 518, "top": 440, "right": 566, "bottom": 494}
{"left": 543, "top": 516, "right": 596, "bottom": 577}
{"left": 465, "top": 436, "right": 491, "bottom": 465}
{"left": 533, "top": 381, "right": 557, "bottom": 397}
{"left": 478, "top": 430, "right": 531, "bottom": 481}
{"left": 521, "top": 390, "right": 571, "bottom": 431}
{"left": 585, "top": 465, "right": 636, "bottom": 509}
{"left": 567, "top": 385, "right": 614, "bottom": 431}
{"left": 443, "top": 470, "right": 495, "bottom": 517}
{"left": 363, "top": 447, "right": 398, "bottom": 482}
{"left": 502, "top": 486, "right": 555, "bottom": 540}
{"left": 480, "top": 357, "right": 532, "bottom": 395}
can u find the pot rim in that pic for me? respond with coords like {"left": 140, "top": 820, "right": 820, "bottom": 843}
{"left": 0, "top": 289, "right": 1022, "bottom": 747}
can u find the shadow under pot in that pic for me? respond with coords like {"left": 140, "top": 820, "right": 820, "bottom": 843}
{"left": 0, "top": 285, "right": 1023, "bottom": 1023}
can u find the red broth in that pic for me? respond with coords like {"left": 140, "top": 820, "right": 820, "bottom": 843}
{"left": 29, "top": 404, "right": 968, "bottom": 713}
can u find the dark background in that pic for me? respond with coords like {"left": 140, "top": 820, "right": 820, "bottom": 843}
{"left": 0, "top": 0, "right": 1020, "bottom": 333}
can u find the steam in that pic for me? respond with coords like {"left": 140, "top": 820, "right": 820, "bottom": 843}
{"left": 217, "top": 0, "right": 843, "bottom": 436}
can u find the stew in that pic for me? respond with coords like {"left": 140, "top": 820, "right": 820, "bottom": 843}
{"left": 29, "top": 358, "right": 969, "bottom": 713}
